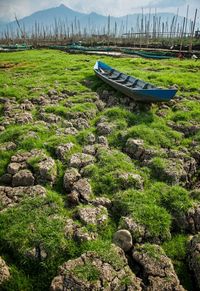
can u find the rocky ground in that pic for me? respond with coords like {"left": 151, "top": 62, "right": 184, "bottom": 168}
{"left": 0, "top": 50, "right": 200, "bottom": 290}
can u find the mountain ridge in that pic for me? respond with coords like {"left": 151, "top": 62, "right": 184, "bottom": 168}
{"left": 0, "top": 4, "right": 194, "bottom": 35}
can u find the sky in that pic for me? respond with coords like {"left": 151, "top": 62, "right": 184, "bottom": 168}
{"left": 0, "top": 0, "right": 199, "bottom": 22}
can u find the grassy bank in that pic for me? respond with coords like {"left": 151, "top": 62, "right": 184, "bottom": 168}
{"left": 0, "top": 49, "right": 199, "bottom": 290}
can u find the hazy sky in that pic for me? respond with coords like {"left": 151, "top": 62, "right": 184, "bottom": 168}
{"left": 0, "top": 0, "right": 199, "bottom": 22}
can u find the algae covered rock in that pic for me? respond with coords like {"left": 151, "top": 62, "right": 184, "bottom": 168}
{"left": 36, "top": 157, "right": 57, "bottom": 185}
{"left": 12, "top": 169, "right": 35, "bottom": 187}
{"left": 149, "top": 156, "right": 196, "bottom": 186}
{"left": 56, "top": 142, "right": 74, "bottom": 162}
{"left": 185, "top": 204, "right": 200, "bottom": 234}
{"left": 76, "top": 205, "right": 108, "bottom": 226}
{"left": 63, "top": 168, "right": 81, "bottom": 192}
{"left": 0, "top": 185, "right": 46, "bottom": 210}
{"left": 69, "top": 153, "right": 95, "bottom": 169}
{"left": 0, "top": 257, "right": 10, "bottom": 285}
{"left": 125, "top": 138, "right": 157, "bottom": 162}
{"left": 119, "top": 216, "right": 146, "bottom": 243}
{"left": 132, "top": 244, "right": 185, "bottom": 291}
{"left": 188, "top": 234, "right": 200, "bottom": 289}
{"left": 117, "top": 172, "right": 144, "bottom": 190}
{"left": 97, "top": 121, "right": 114, "bottom": 135}
{"left": 173, "top": 203, "right": 200, "bottom": 234}
{"left": 64, "top": 219, "right": 97, "bottom": 242}
{"left": 71, "top": 178, "right": 92, "bottom": 202}
{"left": 50, "top": 245, "right": 142, "bottom": 291}
{"left": 5, "top": 150, "right": 57, "bottom": 187}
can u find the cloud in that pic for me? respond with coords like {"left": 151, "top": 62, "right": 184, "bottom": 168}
{"left": 0, "top": 0, "right": 199, "bottom": 22}
{"left": 147, "top": 0, "right": 190, "bottom": 8}
{"left": 0, "top": 0, "right": 152, "bottom": 21}
{"left": 0, "top": 0, "right": 61, "bottom": 21}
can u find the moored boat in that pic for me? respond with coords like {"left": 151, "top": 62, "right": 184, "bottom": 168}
{"left": 67, "top": 44, "right": 113, "bottom": 52}
{"left": 122, "top": 49, "right": 173, "bottom": 59}
{"left": 0, "top": 43, "right": 32, "bottom": 52}
{"left": 94, "top": 61, "right": 177, "bottom": 102}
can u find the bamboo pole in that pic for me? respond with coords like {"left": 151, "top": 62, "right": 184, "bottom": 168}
{"left": 189, "top": 8, "right": 198, "bottom": 52}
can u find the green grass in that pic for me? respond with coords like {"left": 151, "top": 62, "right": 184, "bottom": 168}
{"left": 73, "top": 262, "right": 100, "bottom": 282}
{"left": 83, "top": 148, "right": 144, "bottom": 195}
{"left": 162, "top": 235, "right": 194, "bottom": 290}
{"left": 114, "top": 189, "right": 172, "bottom": 241}
{"left": 0, "top": 195, "right": 67, "bottom": 257}
{"left": 0, "top": 49, "right": 199, "bottom": 291}
{"left": 80, "top": 240, "right": 126, "bottom": 270}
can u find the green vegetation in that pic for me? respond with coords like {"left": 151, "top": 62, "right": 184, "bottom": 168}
{"left": 162, "top": 235, "right": 194, "bottom": 291}
{"left": 84, "top": 148, "right": 144, "bottom": 195}
{"left": 73, "top": 262, "right": 100, "bottom": 282}
{"left": 114, "top": 189, "right": 172, "bottom": 241}
{"left": 81, "top": 240, "right": 126, "bottom": 269}
{"left": 0, "top": 195, "right": 66, "bottom": 257}
{"left": 0, "top": 49, "right": 199, "bottom": 290}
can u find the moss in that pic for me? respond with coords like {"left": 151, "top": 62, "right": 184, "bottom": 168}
{"left": 73, "top": 262, "right": 100, "bottom": 282}
{"left": 81, "top": 240, "right": 125, "bottom": 270}
{"left": 135, "top": 243, "right": 165, "bottom": 261}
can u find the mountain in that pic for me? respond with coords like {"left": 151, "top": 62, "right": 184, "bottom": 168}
{"left": 0, "top": 4, "right": 193, "bottom": 36}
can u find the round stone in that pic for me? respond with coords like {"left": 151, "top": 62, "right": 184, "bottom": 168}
{"left": 113, "top": 229, "right": 133, "bottom": 252}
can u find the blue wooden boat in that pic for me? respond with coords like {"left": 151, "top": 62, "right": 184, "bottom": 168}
{"left": 94, "top": 61, "right": 177, "bottom": 102}
{"left": 67, "top": 44, "right": 113, "bottom": 52}
{"left": 122, "top": 49, "right": 173, "bottom": 59}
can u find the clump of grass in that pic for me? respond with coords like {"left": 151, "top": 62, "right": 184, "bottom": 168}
{"left": 76, "top": 128, "right": 95, "bottom": 145}
{"left": 162, "top": 235, "right": 193, "bottom": 291}
{"left": 134, "top": 243, "right": 166, "bottom": 261}
{"left": 81, "top": 240, "right": 125, "bottom": 270}
{"left": 1, "top": 265, "right": 33, "bottom": 291}
{"left": 147, "top": 182, "right": 192, "bottom": 214}
{"left": 44, "top": 134, "right": 81, "bottom": 158}
{"left": 0, "top": 124, "right": 56, "bottom": 152}
{"left": 0, "top": 195, "right": 67, "bottom": 258}
{"left": 125, "top": 120, "right": 182, "bottom": 148}
{"left": 162, "top": 234, "right": 188, "bottom": 260}
{"left": 113, "top": 189, "right": 171, "bottom": 241}
{"left": 84, "top": 148, "right": 143, "bottom": 195}
{"left": 160, "top": 185, "right": 192, "bottom": 214}
{"left": 73, "top": 262, "right": 100, "bottom": 282}
{"left": 45, "top": 105, "right": 69, "bottom": 118}
{"left": 0, "top": 150, "right": 15, "bottom": 177}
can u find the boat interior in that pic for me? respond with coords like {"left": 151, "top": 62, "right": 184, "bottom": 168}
{"left": 99, "top": 67, "right": 155, "bottom": 90}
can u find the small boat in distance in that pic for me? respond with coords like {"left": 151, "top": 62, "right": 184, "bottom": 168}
{"left": 94, "top": 61, "right": 177, "bottom": 102}
{"left": 122, "top": 49, "right": 174, "bottom": 59}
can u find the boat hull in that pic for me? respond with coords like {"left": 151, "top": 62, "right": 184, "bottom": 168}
{"left": 94, "top": 61, "right": 177, "bottom": 102}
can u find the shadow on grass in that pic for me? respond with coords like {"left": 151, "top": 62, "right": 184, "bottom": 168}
{"left": 83, "top": 74, "right": 154, "bottom": 115}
